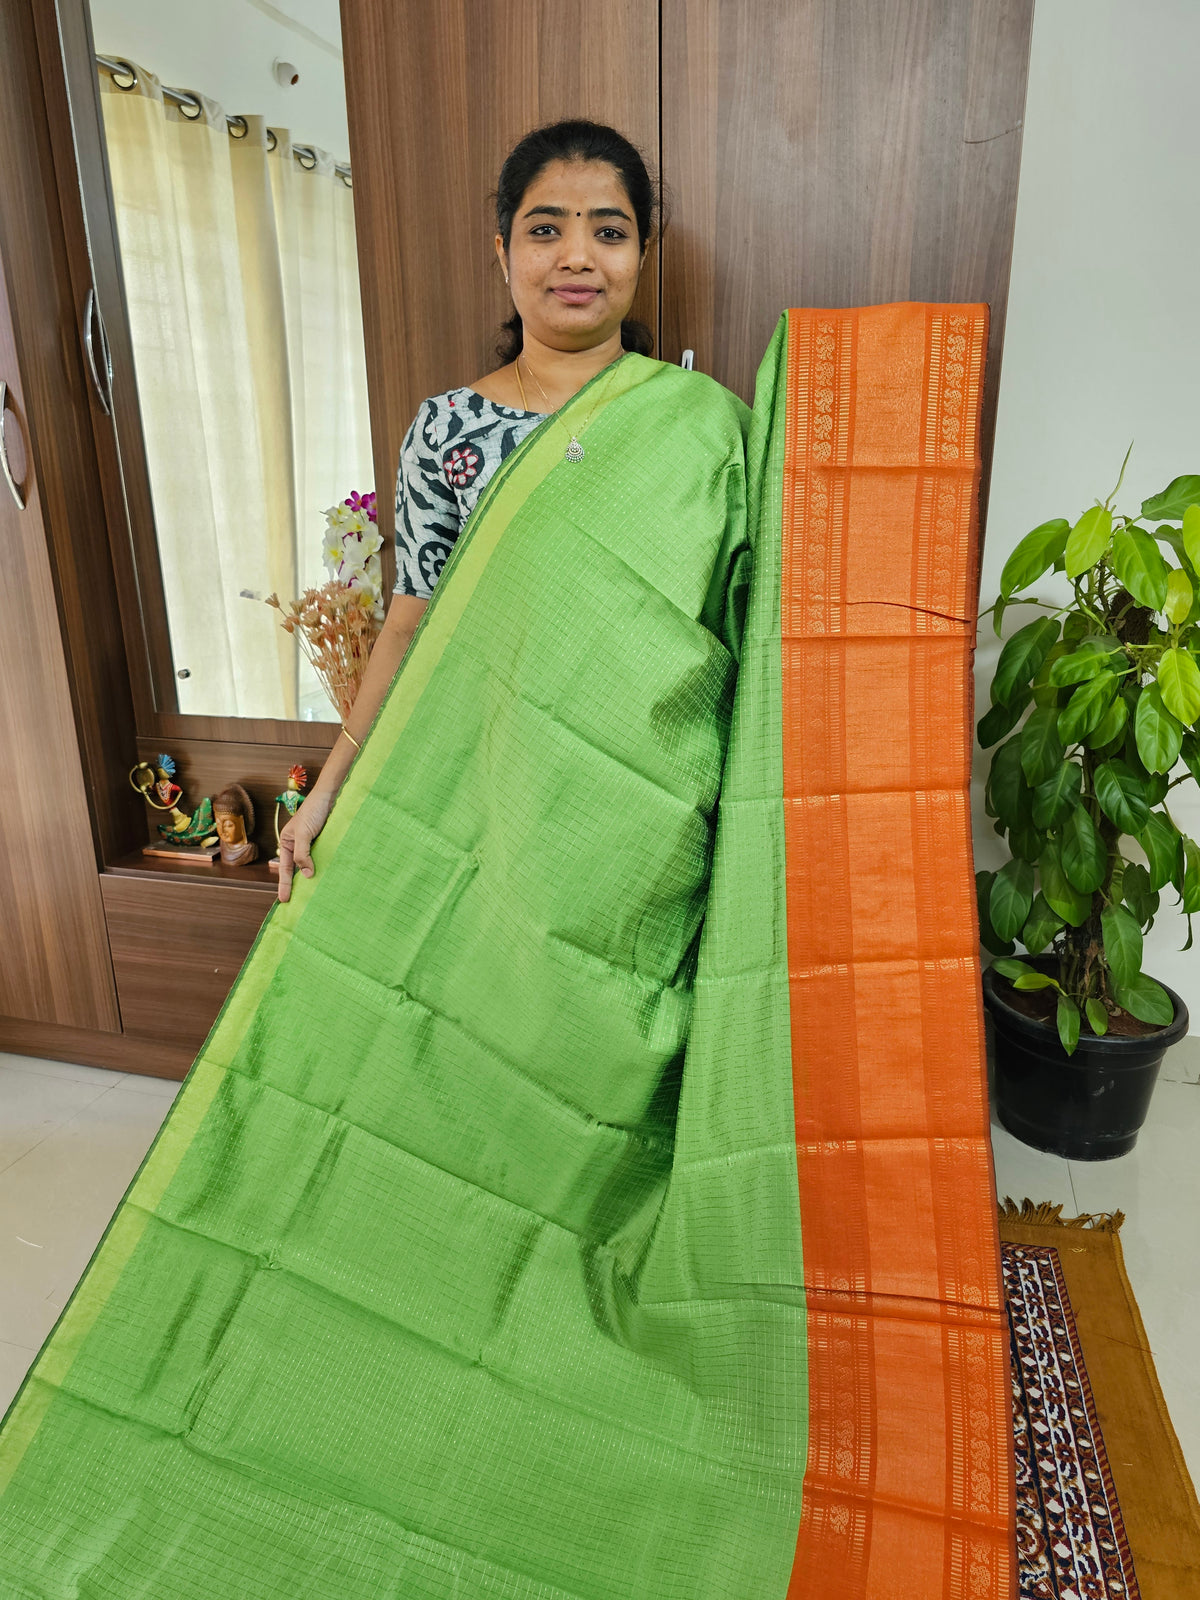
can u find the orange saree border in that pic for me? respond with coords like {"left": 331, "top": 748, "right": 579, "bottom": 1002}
{"left": 779, "top": 305, "right": 1016, "bottom": 1597}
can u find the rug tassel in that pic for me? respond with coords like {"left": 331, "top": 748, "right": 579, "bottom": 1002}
{"left": 999, "top": 1196, "right": 1125, "bottom": 1233}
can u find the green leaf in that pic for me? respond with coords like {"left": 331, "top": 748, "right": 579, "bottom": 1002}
{"left": 1165, "top": 568, "right": 1195, "bottom": 626}
{"left": 990, "top": 858, "right": 1035, "bottom": 943}
{"left": 999, "top": 519, "right": 1071, "bottom": 599}
{"left": 1139, "top": 811, "right": 1181, "bottom": 891}
{"left": 975, "top": 870, "right": 1015, "bottom": 957}
{"left": 1021, "top": 892, "right": 1064, "bottom": 955}
{"left": 992, "top": 957, "right": 1035, "bottom": 982}
{"left": 1111, "top": 526, "right": 1170, "bottom": 611}
{"left": 1058, "top": 671, "right": 1118, "bottom": 745}
{"left": 1134, "top": 683, "right": 1185, "bottom": 773}
{"left": 1084, "top": 692, "right": 1129, "bottom": 751}
{"left": 1154, "top": 523, "right": 1189, "bottom": 562}
{"left": 1061, "top": 805, "right": 1107, "bottom": 893}
{"left": 992, "top": 594, "right": 1008, "bottom": 639}
{"left": 1093, "top": 759, "right": 1150, "bottom": 835}
{"left": 1047, "top": 638, "right": 1127, "bottom": 687}
{"left": 1040, "top": 839, "right": 1091, "bottom": 926}
{"left": 1032, "top": 759, "right": 1083, "bottom": 829}
{"left": 1009, "top": 821, "right": 1046, "bottom": 864}
{"left": 1019, "top": 706, "right": 1064, "bottom": 787}
{"left": 1141, "top": 477, "right": 1200, "bottom": 523}
{"left": 1085, "top": 997, "right": 1109, "bottom": 1037}
{"left": 1012, "top": 971, "right": 1062, "bottom": 992}
{"left": 987, "top": 737, "right": 1032, "bottom": 833}
{"left": 977, "top": 686, "right": 1032, "bottom": 749}
{"left": 1113, "top": 973, "right": 1175, "bottom": 1027}
{"left": 1101, "top": 903, "right": 1143, "bottom": 988}
{"left": 1184, "top": 504, "right": 1200, "bottom": 572}
{"left": 1182, "top": 837, "right": 1200, "bottom": 915}
{"left": 1056, "top": 993, "right": 1081, "bottom": 1055}
{"left": 1109, "top": 856, "right": 1126, "bottom": 903}
{"left": 1144, "top": 770, "right": 1170, "bottom": 806}
{"left": 1122, "top": 862, "right": 1159, "bottom": 929}
{"left": 1157, "top": 647, "right": 1200, "bottom": 726}
{"left": 1030, "top": 643, "right": 1067, "bottom": 709}
{"left": 1064, "top": 506, "right": 1113, "bottom": 578}
{"left": 1181, "top": 731, "right": 1200, "bottom": 785}
{"left": 992, "top": 617, "right": 1061, "bottom": 708}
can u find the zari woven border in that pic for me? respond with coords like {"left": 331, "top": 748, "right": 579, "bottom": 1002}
{"left": 778, "top": 304, "right": 1015, "bottom": 1597}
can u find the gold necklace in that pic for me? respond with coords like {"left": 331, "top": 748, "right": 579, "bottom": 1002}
{"left": 515, "top": 351, "right": 624, "bottom": 463}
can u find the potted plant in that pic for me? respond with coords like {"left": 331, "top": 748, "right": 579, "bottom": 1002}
{"left": 977, "top": 456, "right": 1198, "bottom": 1159}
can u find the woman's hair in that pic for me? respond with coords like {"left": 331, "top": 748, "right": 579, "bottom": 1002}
{"left": 494, "top": 120, "right": 657, "bottom": 364}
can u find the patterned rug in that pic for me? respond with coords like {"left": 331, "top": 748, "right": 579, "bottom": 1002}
{"left": 1005, "top": 1237, "right": 1140, "bottom": 1599}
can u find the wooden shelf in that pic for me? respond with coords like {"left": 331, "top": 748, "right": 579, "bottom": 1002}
{"left": 104, "top": 849, "right": 279, "bottom": 893}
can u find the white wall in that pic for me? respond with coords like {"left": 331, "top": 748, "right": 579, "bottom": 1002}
{"left": 88, "top": 0, "right": 349, "bottom": 162}
{"left": 979, "top": 0, "right": 1200, "bottom": 1031}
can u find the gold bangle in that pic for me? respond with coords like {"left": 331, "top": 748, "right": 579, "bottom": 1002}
{"left": 341, "top": 726, "right": 361, "bottom": 751}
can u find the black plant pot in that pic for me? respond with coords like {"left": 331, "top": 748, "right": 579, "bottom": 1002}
{"left": 982, "top": 964, "right": 1190, "bottom": 1161}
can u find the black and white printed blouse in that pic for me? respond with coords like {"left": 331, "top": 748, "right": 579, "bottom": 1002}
{"left": 393, "top": 388, "right": 546, "bottom": 598}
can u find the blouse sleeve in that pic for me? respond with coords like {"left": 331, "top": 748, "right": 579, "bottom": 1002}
{"left": 393, "top": 400, "right": 462, "bottom": 598}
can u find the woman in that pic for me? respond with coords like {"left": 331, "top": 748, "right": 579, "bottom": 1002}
{"left": 0, "top": 123, "right": 1011, "bottom": 1594}
{"left": 276, "top": 119, "right": 743, "bottom": 902}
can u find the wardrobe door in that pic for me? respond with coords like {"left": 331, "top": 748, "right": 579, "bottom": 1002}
{"left": 0, "top": 0, "right": 120, "bottom": 1032}
{"left": 340, "top": 0, "right": 659, "bottom": 556}
{"left": 0, "top": 245, "right": 120, "bottom": 1033}
{"left": 661, "top": 0, "right": 1035, "bottom": 506}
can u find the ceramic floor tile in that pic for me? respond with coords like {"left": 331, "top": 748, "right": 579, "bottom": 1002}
{"left": 2, "top": 1270, "right": 65, "bottom": 1358}
{"left": 109, "top": 1071, "right": 185, "bottom": 1100}
{"left": 0, "top": 1061, "right": 119, "bottom": 1176}
{"left": 1066, "top": 1076, "right": 1200, "bottom": 1483}
{"left": 0, "top": 1052, "right": 124, "bottom": 1089}
{"left": 989, "top": 1108, "right": 1078, "bottom": 1213}
{"left": 1158, "top": 1034, "right": 1200, "bottom": 1085}
{"left": 0, "top": 1083, "right": 174, "bottom": 1345}
{"left": 0, "top": 1339, "right": 36, "bottom": 1419}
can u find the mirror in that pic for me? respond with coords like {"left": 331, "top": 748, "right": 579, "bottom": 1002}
{"left": 87, "top": 0, "right": 375, "bottom": 722}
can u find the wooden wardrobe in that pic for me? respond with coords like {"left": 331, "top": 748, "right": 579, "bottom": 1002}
{"left": 0, "top": 0, "right": 1033, "bottom": 1079}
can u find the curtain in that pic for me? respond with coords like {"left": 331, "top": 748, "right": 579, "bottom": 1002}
{"left": 98, "top": 67, "right": 374, "bottom": 720}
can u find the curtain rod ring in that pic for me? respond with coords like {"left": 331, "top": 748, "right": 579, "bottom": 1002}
{"left": 176, "top": 92, "right": 203, "bottom": 121}
{"left": 109, "top": 58, "right": 138, "bottom": 91}
{"left": 294, "top": 145, "right": 318, "bottom": 171}
{"left": 228, "top": 114, "right": 249, "bottom": 139}
{"left": 266, "top": 128, "right": 278, "bottom": 153}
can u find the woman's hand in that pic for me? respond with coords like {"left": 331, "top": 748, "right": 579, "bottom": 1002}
{"left": 274, "top": 593, "right": 427, "bottom": 906}
{"left": 276, "top": 789, "right": 335, "bottom": 903}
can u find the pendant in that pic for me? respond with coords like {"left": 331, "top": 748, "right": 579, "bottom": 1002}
{"left": 564, "top": 436, "right": 585, "bottom": 463}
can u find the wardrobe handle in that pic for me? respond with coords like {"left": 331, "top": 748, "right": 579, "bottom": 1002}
{"left": 680, "top": 349, "right": 695, "bottom": 371}
{"left": 83, "top": 286, "right": 113, "bottom": 415}
{"left": 0, "top": 381, "right": 26, "bottom": 510}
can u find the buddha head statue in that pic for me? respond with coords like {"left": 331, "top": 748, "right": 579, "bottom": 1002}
{"left": 211, "top": 782, "right": 259, "bottom": 866}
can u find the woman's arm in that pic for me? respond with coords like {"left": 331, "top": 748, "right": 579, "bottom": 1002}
{"left": 276, "top": 591, "right": 428, "bottom": 901}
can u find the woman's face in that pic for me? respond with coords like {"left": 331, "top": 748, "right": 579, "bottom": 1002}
{"left": 498, "top": 158, "right": 645, "bottom": 353}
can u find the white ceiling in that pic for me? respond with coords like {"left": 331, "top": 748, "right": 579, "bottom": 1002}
{"left": 89, "top": 0, "right": 350, "bottom": 160}
{"left": 242, "top": 0, "right": 342, "bottom": 60}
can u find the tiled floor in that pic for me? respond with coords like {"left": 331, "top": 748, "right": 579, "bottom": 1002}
{"left": 2, "top": 1045, "right": 1198, "bottom": 1489}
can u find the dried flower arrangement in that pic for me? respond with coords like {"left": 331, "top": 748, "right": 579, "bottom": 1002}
{"left": 265, "top": 490, "right": 383, "bottom": 720}
{"left": 265, "top": 583, "right": 381, "bottom": 722}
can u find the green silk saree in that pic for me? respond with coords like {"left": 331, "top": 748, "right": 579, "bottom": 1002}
{"left": 0, "top": 311, "right": 1013, "bottom": 1597}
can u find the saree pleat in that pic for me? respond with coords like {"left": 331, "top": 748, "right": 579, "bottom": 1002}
{"left": 0, "top": 316, "right": 1013, "bottom": 1598}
